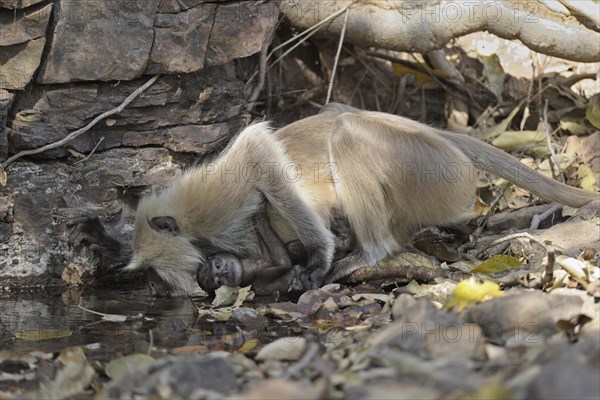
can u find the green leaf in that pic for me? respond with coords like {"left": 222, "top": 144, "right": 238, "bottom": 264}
{"left": 471, "top": 255, "right": 522, "bottom": 275}
{"left": 491, "top": 130, "right": 548, "bottom": 156}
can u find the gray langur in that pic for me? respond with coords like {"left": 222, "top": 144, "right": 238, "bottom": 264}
{"left": 73, "top": 103, "right": 599, "bottom": 295}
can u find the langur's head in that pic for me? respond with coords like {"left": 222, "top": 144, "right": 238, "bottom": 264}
{"left": 125, "top": 194, "right": 204, "bottom": 296}
{"left": 196, "top": 253, "right": 243, "bottom": 294}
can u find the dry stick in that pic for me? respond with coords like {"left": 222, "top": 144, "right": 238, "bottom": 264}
{"left": 467, "top": 184, "right": 510, "bottom": 249}
{"left": 325, "top": 8, "right": 349, "bottom": 104}
{"left": 2, "top": 74, "right": 161, "bottom": 169}
{"left": 341, "top": 264, "right": 471, "bottom": 285}
{"left": 543, "top": 99, "right": 563, "bottom": 182}
{"left": 147, "top": 329, "right": 154, "bottom": 355}
{"left": 246, "top": 39, "right": 270, "bottom": 112}
{"left": 491, "top": 232, "right": 551, "bottom": 249}
{"left": 73, "top": 137, "right": 104, "bottom": 165}
{"left": 267, "top": 26, "right": 321, "bottom": 72}
{"left": 247, "top": 2, "right": 356, "bottom": 83}
{"left": 543, "top": 250, "right": 556, "bottom": 289}
{"left": 268, "top": 1, "right": 355, "bottom": 57}
{"left": 267, "top": 2, "right": 354, "bottom": 73}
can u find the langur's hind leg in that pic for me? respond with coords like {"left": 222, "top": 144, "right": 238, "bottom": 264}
{"left": 327, "top": 112, "right": 402, "bottom": 269}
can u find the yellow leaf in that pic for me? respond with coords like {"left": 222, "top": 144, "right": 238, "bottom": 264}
{"left": 471, "top": 255, "right": 522, "bottom": 274}
{"left": 170, "top": 345, "right": 208, "bottom": 354}
{"left": 577, "top": 163, "right": 598, "bottom": 192}
{"left": 559, "top": 120, "right": 587, "bottom": 135}
{"left": 15, "top": 329, "right": 72, "bottom": 341}
{"left": 468, "top": 379, "right": 514, "bottom": 400}
{"left": 391, "top": 62, "right": 448, "bottom": 88}
{"left": 445, "top": 278, "right": 504, "bottom": 312}
{"left": 238, "top": 339, "right": 258, "bottom": 353}
{"left": 212, "top": 285, "right": 254, "bottom": 308}
{"left": 586, "top": 93, "right": 600, "bottom": 129}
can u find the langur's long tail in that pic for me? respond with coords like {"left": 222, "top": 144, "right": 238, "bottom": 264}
{"left": 440, "top": 131, "right": 599, "bottom": 208}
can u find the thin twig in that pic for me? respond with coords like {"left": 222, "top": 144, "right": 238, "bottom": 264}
{"left": 73, "top": 137, "right": 105, "bottom": 165}
{"left": 147, "top": 329, "right": 154, "bottom": 355}
{"left": 543, "top": 99, "right": 564, "bottom": 182}
{"left": 543, "top": 250, "right": 556, "bottom": 289}
{"left": 476, "top": 231, "right": 555, "bottom": 260}
{"left": 268, "top": 2, "right": 355, "bottom": 72}
{"left": 325, "top": 8, "right": 349, "bottom": 104}
{"left": 247, "top": 39, "right": 271, "bottom": 112}
{"left": 269, "top": 2, "right": 354, "bottom": 57}
{"left": 3, "top": 74, "right": 161, "bottom": 169}
{"left": 469, "top": 185, "right": 509, "bottom": 244}
{"left": 491, "top": 232, "right": 550, "bottom": 249}
{"left": 267, "top": 27, "right": 320, "bottom": 72}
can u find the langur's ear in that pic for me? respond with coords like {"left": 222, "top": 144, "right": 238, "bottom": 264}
{"left": 148, "top": 216, "right": 180, "bottom": 236}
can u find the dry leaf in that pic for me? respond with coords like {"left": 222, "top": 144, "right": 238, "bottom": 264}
{"left": 104, "top": 354, "right": 154, "bottom": 380}
{"left": 15, "top": 329, "right": 72, "bottom": 341}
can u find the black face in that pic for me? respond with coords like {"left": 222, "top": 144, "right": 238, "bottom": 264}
{"left": 209, "top": 254, "right": 242, "bottom": 288}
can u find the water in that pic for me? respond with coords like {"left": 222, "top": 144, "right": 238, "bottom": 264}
{"left": 0, "top": 286, "right": 299, "bottom": 364}
{"left": 0, "top": 288, "right": 208, "bottom": 361}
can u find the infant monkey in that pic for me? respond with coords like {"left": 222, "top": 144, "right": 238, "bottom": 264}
{"left": 199, "top": 209, "right": 352, "bottom": 295}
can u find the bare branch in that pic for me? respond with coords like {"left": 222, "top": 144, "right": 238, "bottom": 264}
{"left": 2, "top": 74, "right": 161, "bottom": 169}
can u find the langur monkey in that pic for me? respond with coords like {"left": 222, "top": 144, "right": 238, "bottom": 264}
{"left": 73, "top": 103, "right": 599, "bottom": 295}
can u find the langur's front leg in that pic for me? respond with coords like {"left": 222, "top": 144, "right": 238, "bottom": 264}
{"left": 239, "top": 131, "right": 335, "bottom": 288}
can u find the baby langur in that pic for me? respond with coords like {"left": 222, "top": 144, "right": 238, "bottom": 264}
{"left": 198, "top": 208, "right": 353, "bottom": 295}
{"left": 198, "top": 209, "right": 294, "bottom": 295}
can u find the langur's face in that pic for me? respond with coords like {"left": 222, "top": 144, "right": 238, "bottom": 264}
{"left": 196, "top": 253, "right": 243, "bottom": 293}
{"left": 125, "top": 203, "right": 204, "bottom": 296}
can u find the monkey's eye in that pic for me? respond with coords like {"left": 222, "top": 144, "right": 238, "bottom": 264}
{"left": 214, "top": 260, "right": 221, "bottom": 270}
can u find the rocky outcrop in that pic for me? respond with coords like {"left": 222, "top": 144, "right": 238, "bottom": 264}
{"left": 0, "top": 0, "right": 278, "bottom": 289}
{"left": 38, "top": 0, "right": 159, "bottom": 83}
{"left": 0, "top": 2, "right": 51, "bottom": 90}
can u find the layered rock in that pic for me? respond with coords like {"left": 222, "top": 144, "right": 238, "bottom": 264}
{"left": 0, "top": 0, "right": 278, "bottom": 289}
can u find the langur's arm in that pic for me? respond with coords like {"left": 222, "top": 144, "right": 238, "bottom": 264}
{"left": 254, "top": 209, "right": 291, "bottom": 268}
{"left": 224, "top": 125, "right": 335, "bottom": 288}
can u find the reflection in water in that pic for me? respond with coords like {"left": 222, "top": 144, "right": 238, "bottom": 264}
{"left": 0, "top": 288, "right": 199, "bottom": 362}
{"left": 0, "top": 286, "right": 299, "bottom": 372}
